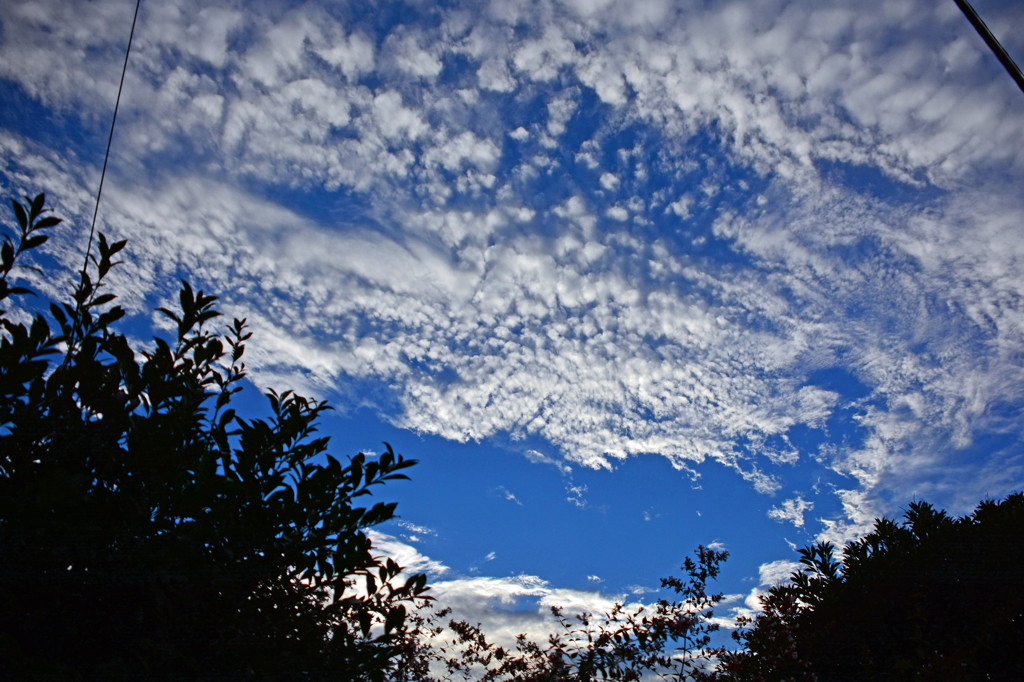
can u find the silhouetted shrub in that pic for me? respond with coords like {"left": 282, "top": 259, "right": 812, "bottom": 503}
{"left": 719, "top": 494, "right": 1024, "bottom": 681}
{"left": 0, "top": 194, "right": 430, "bottom": 680}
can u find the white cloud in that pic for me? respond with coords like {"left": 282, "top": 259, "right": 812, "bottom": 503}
{"left": 396, "top": 520, "right": 437, "bottom": 537}
{"left": 372, "top": 90, "right": 429, "bottom": 141}
{"left": 368, "top": 531, "right": 450, "bottom": 578}
{"left": 560, "top": 0, "right": 615, "bottom": 20}
{"left": 546, "top": 91, "right": 579, "bottom": 137}
{"left": 566, "top": 484, "right": 588, "bottom": 508}
{"left": 497, "top": 486, "right": 523, "bottom": 506}
{"left": 424, "top": 130, "right": 500, "bottom": 171}
{"left": 668, "top": 196, "right": 692, "bottom": 219}
{"left": 757, "top": 559, "right": 799, "bottom": 587}
{"left": 512, "top": 26, "right": 578, "bottom": 81}
{"left": 365, "top": 532, "right": 659, "bottom": 653}
{"left": 768, "top": 496, "right": 814, "bottom": 528}
{"left": 524, "top": 449, "right": 573, "bottom": 475}
{"left": 477, "top": 57, "right": 516, "bottom": 92}
{"left": 605, "top": 205, "right": 628, "bottom": 221}
{"left": 4, "top": 0, "right": 1024, "bottom": 549}
{"left": 316, "top": 30, "right": 375, "bottom": 80}
{"left": 385, "top": 29, "right": 444, "bottom": 79}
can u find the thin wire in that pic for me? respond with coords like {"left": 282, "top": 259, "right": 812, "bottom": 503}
{"left": 953, "top": 0, "right": 1024, "bottom": 97}
{"left": 82, "top": 0, "right": 142, "bottom": 276}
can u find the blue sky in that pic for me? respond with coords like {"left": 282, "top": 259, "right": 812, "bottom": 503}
{"left": 2, "top": 0, "right": 1024, "bottom": 648}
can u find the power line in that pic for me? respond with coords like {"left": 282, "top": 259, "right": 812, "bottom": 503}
{"left": 953, "top": 0, "right": 1024, "bottom": 97}
{"left": 82, "top": 0, "right": 142, "bottom": 277}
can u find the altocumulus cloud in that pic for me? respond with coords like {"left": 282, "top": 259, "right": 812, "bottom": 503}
{"left": 2, "top": 0, "right": 1024, "bottom": 602}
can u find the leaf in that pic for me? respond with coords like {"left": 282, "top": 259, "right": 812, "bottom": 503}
{"left": 357, "top": 611, "right": 373, "bottom": 638}
{"left": 29, "top": 192, "right": 45, "bottom": 219}
{"left": 23, "top": 234, "right": 49, "bottom": 249}
{"left": 32, "top": 216, "right": 62, "bottom": 230}
{"left": 157, "top": 306, "right": 181, "bottom": 324}
{"left": 97, "top": 307, "right": 126, "bottom": 326}
{"left": 89, "top": 293, "right": 117, "bottom": 307}
{"left": 49, "top": 303, "right": 67, "bottom": 326}
{"left": 11, "top": 198, "right": 27, "bottom": 229}
{"left": 384, "top": 605, "right": 406, "bottom": 634}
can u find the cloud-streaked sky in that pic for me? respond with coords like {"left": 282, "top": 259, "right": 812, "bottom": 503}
{"left": 3, "top": 0, "right": 1023, "bottom": 647}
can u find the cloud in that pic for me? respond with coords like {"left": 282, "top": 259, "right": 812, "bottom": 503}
{"left": 605, "top": 206, "right": 628, "bottom": 221}
{"left": 369, "top": 532, "right": 685, "bottom": 652}
{"left": 316, "top": 29, "right": 375, "bottom": 79}
{"left": 496, "top": 486, "right": 523, "bottom": 506}
{"left": 757, "top": 559, "right": 800, "bottom": 587}
{"left": 395, "top": 520, "right": 437, "bottom": 538}
{"left": 363, "top": 531, "right": 628, "bottom": 650}
{"left": 524, "top": 449, "right": 573, "bottom": 475}
{"left": 3, "top": 0, "right": 1024, "bottom": 545}
{"left": 566, "top": 484, "right": 588, "bottom": 508}
{"left": 368, "top": 531, "right": 450, "bottom": 578}
{"left": 668, "top": 196, "right": 692, "bottom": 219}
{"left": 384, "top": 27, "right": 443, "bottom": 79}
{"left": 768, "top": 496, "right": 814, "bottom": 528}
{"left": 599, "top": 172, "right": 619, "bottom": 191}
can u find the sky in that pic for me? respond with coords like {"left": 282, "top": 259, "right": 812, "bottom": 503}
{"left": 2, "top": 0, "right": 1024, "bottom": 651}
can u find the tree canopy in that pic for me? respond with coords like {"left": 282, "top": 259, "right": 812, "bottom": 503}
{"left": 0, "top": 194, "right": 430, "bottom": 679}
{"left": 719, "top": 494, "right": 1024, "bottom": 681}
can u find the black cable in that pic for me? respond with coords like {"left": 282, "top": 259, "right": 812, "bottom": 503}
{"left": 953, "top": 0, "right": 1024, "bottom": 97}
{"left": 82, "top": 0, "right": 142, "bottom": 276}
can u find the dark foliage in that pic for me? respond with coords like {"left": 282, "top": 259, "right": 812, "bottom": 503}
{"left": 0, "top": 194, "right": 430, "bottom": 680}
{"left": 13, "top": 192, "right": 1021, "bottom": 682}
{"left": 719, "top": 493, "right": 1024, "bottom": 681}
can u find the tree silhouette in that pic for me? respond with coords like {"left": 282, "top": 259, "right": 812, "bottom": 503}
{"left": 718, "top": 494, "right": 1024, "bottom": 680}
{"left": 0, "top": 194, "right": 430, "bottom": 680}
